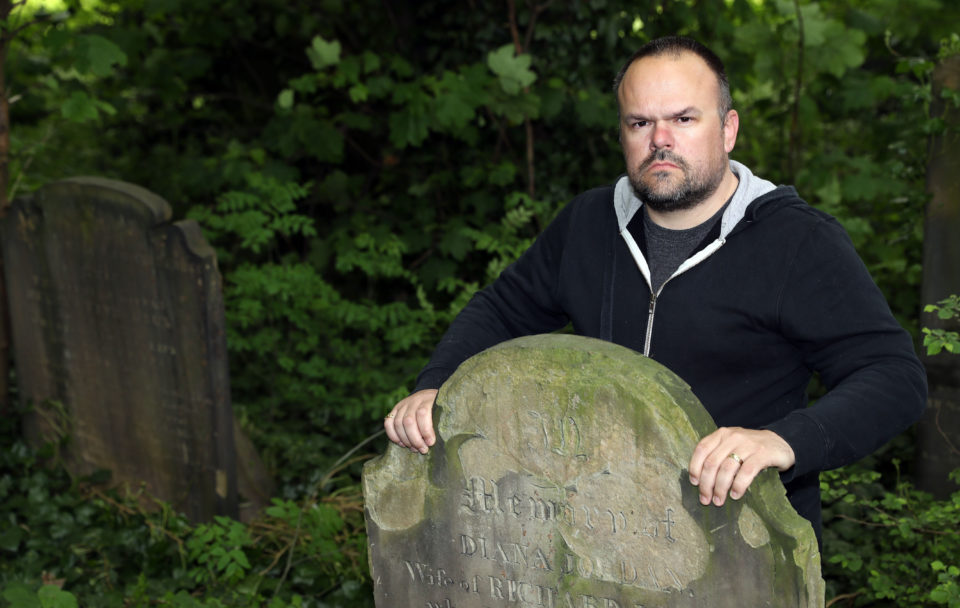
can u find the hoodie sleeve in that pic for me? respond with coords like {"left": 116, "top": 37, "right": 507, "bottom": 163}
{"left": 412, "top": 200, "right": 578, "bottom": 392}
{"left": 763, "top": 215, "right": 927, "bottom": 481}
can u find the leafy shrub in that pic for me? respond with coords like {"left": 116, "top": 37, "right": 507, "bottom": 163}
{"left": 821, "top": 465, "right": 960, "bottom": 607}
{"left": 0, "top": 405, "right": 372, "bottom": 608}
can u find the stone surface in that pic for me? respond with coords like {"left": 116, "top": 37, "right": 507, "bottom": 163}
{"left": 363, "top": 334, "right": 824, "bottom": 607}
{"left": 1, "top": 177, "right": 239, "bottom": 521}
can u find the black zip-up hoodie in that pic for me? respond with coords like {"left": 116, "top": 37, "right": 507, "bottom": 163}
{"left": 415, "top": 161, "right": 928, "bottom": 545}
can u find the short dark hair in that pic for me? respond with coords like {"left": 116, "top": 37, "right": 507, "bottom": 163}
{"left": 612, "top": 36, "right": 733, "bottom": 120}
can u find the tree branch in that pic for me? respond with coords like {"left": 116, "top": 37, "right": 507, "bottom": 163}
{"left": 506, "top": 0, "right": 549, "bottom": 199}
{"left": 935, "top": 401, "right": 960, "bottom": 456}
{"left": 0, "top": 9, "right": 52, "bottom": 46}
{"left": 825, "top": 592, "right": 862, "bottom": 608}
{"left": 832, "top": 512, "right": 953, "bottom": 536}
{"left": 788, "top": 0, "right": 805, "bottom": 182}
{"left": 507, "top": 0, "right": 522, "bottom": 52}
{"left": 523, "top": 0, "right": 555, "bottom": 52}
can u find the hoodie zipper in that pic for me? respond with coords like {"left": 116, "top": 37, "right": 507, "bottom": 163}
{"left": 644, "top": 291, "right": 657, "bottom": 355}
{"left": 621, "top": 229, "right": 726, "bottom": 357}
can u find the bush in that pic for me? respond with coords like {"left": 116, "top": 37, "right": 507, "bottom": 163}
{"left": 0, "top": 406, "right": 372, "bottom": 608}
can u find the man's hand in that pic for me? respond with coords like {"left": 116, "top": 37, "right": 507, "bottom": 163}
{"left": 688, "top": 427, "right": 795, "bottom": 507}
{"left": 384, "top": 389, "right": 438, "bottom": 454}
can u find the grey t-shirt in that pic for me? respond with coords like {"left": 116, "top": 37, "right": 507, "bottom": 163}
{"left": 643, "top": 201, "right": 729, "bottom": 292}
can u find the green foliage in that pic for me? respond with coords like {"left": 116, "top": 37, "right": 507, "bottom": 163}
{"left": 822, "top": 464, "right": 960, "bottom": 606}
{"left": 0, "top": 407, "right": 371, "bottom": 607}
{"left": 487, "top": 44, "right": 537, "bottom": 95}
{"left": 187, "top": 517, "right": 253, "bottom": 586}
{"left": 2, "top": 583, "right": 78, "bottom": 608}
{"left": 922, "top": 295, "right": 960, "bottom": 355}
{"left": 5, "top": 1, "right": 960, "bottom": 606}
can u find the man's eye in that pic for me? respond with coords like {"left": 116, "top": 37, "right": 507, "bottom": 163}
{"left": 633, "top": 121, "right": 648, "bottom": 128}
{"left": 677, "top": 116, "right": 692, "bottom": 123}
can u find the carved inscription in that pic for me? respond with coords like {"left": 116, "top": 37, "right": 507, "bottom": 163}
{"left": 528, "top": 411, "right": 588, "bottom": 461}
{"left": 460, "top": 477, "right": 678, "bottom": 541}
{"left": 403, "top": 558, "right": 656, "bottom": 607}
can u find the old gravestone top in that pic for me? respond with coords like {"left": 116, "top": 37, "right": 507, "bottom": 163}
{"left": 363, "top": 334, "right": 823, "bottom": 608}
{"left": 1, "top": 177, "right": 237, "bottom": 521}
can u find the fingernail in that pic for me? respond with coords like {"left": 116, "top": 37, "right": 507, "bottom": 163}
{"left": 700, "top": 494, "right": 710, "bottom": 505}
{"left": 713, "top": 496, "right": 724, "bottom": 506}
{"left": 730, "top": 490, "right": 741, "bottom": 500}
{"left": 689, "top": 476, "right": 699, "bottom": 486}
{"left": 419, "top": 447, "right": 429, "bottom": 454}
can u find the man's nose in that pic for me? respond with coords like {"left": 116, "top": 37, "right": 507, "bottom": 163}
{"left": 651, "top": 122, "right": 673, "bottom": 149}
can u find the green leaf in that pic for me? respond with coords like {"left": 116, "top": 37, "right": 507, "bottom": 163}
{"left": 307, "top": 35, "right": 341, "bottom": 70}
{"left": 487, "top": 44, "right": 536, "bottom": 94}
{"left": 389, "top": 106, "right": 430, "bottom": 148}
{"left": 37, "top": 586, "right": 78, "bottom": 608}
{"left": 348, "top": 83, "right": 368, "bottom": 103}
{"left": 75, "top": 34, "right": 127, "bottom": 77}
{"left": 0, "top": 525, "right": 22, "bottom": 552}
{"left": 95, "top": 99, "right": 117, "bottom": 116}
{"left": 435, "top": 91, "right": 474, "bottom": 130}
{"left": 363, "top": 51, "right": 381, "bottom": 73}
{"left": 61, "top": 91, "right": 100, "bottom": 123}
{"left": 278, "top": 89, "right": 295, "bottom": 110}
{"left": 294, "top": 115, "right": 343, "bottom": 162}
{"left": 2, "top": 583, "right": 41, "bottom": 608}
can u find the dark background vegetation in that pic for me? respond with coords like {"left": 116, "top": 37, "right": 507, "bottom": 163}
{"left": 1, "top": 0, "right": 959, "bottom": 606}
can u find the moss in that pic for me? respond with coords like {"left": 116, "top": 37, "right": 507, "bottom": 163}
{"left": 364, "top": 334, "right": 824, "bottom": 607}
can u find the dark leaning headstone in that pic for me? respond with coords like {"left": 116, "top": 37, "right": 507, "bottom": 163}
{"left": 1, "top": 177, "right": 237, "bottom": 521}
{"left": 363, "top": 334, "right": 824, "bottom": 608}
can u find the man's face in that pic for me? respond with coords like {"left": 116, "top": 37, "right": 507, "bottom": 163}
{"left": 617, "top": 52, "right": 738, "bottom": 212}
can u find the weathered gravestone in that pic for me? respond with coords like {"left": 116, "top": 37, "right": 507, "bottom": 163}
{"left": 1, "top": 177, "right": 239, "bottom": 521}
{"left": 363, "top": 334, "right": 824, "bottom": 608}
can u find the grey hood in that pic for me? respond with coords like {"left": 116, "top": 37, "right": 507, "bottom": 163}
{"left": 613, "top": 159, "right": 777, "bottom": 237}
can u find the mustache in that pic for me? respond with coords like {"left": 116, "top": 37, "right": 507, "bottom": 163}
{"left": 639, "top": 149, "right": 687, "bottom": 171}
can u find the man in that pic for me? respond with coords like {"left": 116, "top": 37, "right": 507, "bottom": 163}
{"left": 383, "top": 36, "right": 927, "bottom": 547}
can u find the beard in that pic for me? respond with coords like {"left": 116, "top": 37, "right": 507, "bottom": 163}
{"left": 628, "top": 148, "right": 727, "bottom": 213}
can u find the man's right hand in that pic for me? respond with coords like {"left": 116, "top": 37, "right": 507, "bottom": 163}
{"left": 384, "top": 389, "right": 438, "bottom": 454}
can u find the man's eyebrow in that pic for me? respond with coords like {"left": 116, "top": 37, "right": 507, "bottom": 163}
{"left": 622, "top": 107, "right": 702, "bottom": 122}
{"left": 671, "top": 106, "right": 701, "bottom": 118}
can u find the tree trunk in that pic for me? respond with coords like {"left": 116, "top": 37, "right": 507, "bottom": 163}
{"left": 0, "top": 0, "right": 13, "bottom": 416}
{"left": 917, "top": 55, "right": 960, "bottom": 498}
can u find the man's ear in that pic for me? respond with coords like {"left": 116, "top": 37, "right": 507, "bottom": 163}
{"left": 723, "top": 109, "right": 739, "bottom": 153}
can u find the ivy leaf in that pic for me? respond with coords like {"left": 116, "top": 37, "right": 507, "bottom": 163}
{"left": 75, "top": 34, "right": 127, "bottom": 77}
{"left": 307, "top": 35, "right": 341, "bottom": 70}
{"left": 487, "top": 44, "right": 536, "bottom": 94}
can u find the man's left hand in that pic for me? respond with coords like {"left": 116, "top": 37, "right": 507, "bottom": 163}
{"left": 688, "top": 427, "right": 795, "bottom": 506}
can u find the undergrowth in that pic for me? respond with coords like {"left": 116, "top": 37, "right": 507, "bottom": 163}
{"left": 0, "top": 403, "right": 374, "bottom": 608}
